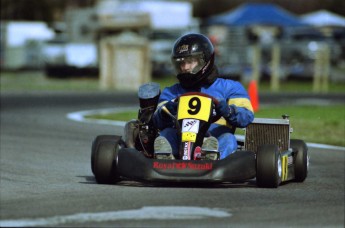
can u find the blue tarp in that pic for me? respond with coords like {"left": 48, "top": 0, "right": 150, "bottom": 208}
{"left": 206, "top": 3, "right": 306, "bottom": 27}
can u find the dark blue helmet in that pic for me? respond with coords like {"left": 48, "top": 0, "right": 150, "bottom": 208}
{"left": 171, "top": 33, "right": 215, "bottom": 89}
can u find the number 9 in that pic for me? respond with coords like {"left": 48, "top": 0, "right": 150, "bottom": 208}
{"left": 188, "top": 97, "right": 201, "bottom": 115}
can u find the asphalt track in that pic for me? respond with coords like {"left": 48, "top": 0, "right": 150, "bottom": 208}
{"left": 0, "top": 92, "right": 344, "bottom": 227}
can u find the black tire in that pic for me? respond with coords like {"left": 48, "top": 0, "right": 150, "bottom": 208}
{"left": 291, "top": 139, "right": 308, "bottom": 182}
{"left": 93, "top": 136, "right": 121, "bottom": 184}
{"left": 256, "top": 144, "right": 281, "bottom": 188}
{"left": 91, "top": 135, "right": 119, "bottom": 175}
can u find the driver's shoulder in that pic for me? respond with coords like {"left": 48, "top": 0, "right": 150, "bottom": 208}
{"left": 162, "top": 83, "right": 180, "bottom": 93}
{"left": 213, "top": 77, "right": 239, "bottom": 87}
{"left": 160, "top": 83, "right": 183, "bottom": 100}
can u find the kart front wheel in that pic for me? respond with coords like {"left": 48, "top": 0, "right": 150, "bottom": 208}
{"left": 93, "top": 136, "right": 122, "bottom": 184}
{"left": 291, "top": 139, "right": 308, "bottom": 182}
{"left": 256, "top": 144, "right": 282, "bottom": 188}
{"left": 91, "top": 135, "right": 120, "bottom": 175}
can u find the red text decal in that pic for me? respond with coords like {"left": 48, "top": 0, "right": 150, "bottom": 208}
{"left": 153, "top": 162, "right": 213, "bottom": 170}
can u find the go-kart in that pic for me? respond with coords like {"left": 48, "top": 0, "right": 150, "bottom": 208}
{"left": 91, "top": 82, "right": 309, "bottom": 188}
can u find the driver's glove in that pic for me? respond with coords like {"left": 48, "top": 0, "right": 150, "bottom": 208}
{"left": 215, "top": 99, "right": 237, "bottom": 121}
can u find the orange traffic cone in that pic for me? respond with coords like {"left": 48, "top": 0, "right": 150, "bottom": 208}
{"left": 248, "top": 80, "right": 259, "bottom": 112}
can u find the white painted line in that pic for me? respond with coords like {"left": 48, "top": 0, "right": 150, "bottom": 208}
{"left": 0, "top": 206, "right": 231, "bottom": 227}
{"left": 306, "top": 142, "right": 345, "bottom": 151}
{"left": 66, "top": 107, "right": 136, "bottom": 127}
{"left": 67, "top": 108, "right": 345, "bottom": 151}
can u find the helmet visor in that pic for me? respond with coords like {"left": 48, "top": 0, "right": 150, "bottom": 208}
{"left": 172, "top": 54, "right": 206, "bottom": 75}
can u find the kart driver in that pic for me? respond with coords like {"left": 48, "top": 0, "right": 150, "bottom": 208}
{"left": 153, "top": 33, "right": 254, "bottom": 160}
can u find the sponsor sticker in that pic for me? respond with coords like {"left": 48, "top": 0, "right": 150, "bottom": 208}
{"left": 178, "top": 44, "right": 189, "bottom": 53}
{"left": 182, "top": 132, "right": 197, "bottom": 142}
{"left": 153, "top": 161, "right": 213, "bottom": 170}
{"left": 281, "top": 155, "right": 288, "bottom": 181}
{"left": 183, "top": 142, "right": 191, "bottom": 160}
{"left": 182, "top": 119, "right": 200, "bottom": 133}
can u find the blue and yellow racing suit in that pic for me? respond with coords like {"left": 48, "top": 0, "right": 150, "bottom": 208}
{"left": 153, "top": 78, "right": 254, "bottom": 159}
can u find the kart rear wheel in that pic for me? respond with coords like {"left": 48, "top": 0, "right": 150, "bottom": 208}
{"left": 291, "top": 139, "right": 308, "bottom": 182}
{"left": 256, "top": 144, "right": 281, "bottom": 188}
{"left": 93, "top": 136, "right": 121, "bottom": 184}
{"left": 91, "top": 135, "right": 119, "bottom": 175}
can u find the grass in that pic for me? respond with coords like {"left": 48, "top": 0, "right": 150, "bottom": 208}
{"left": 84, "top": 104, "right": 345, "bottom": 147}
{"left": 0, "top": 71, "right": 100, "bottom": 92}
{"left": 254, "top": 105, "right": 345, "bottom": 146}
{"left": 1, "top": 70, "right": 345, "bottom": 93}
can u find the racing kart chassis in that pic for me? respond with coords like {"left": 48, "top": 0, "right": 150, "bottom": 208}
{"left": 91, "top": 83, "right": 309, "bottom": 188}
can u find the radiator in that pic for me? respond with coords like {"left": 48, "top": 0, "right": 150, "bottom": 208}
{"left": 245, "top": 118, "right": 291, "bottom": 153}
